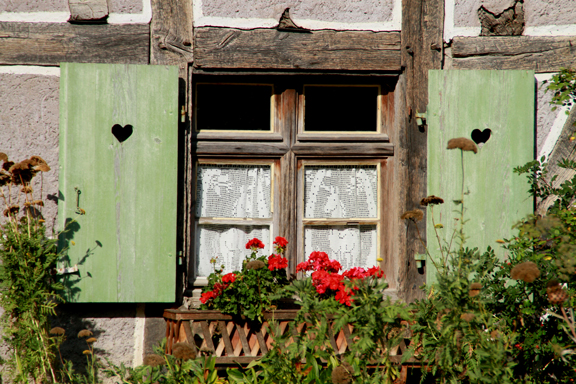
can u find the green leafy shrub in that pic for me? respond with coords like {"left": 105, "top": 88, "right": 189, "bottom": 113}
{"left": 0, "top": 153, "right": 64, "bottom": 382}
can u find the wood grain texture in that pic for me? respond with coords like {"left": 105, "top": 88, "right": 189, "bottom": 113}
{"left": 195, "top": 142, "right": 290, "bottom": 156}
{"left": 451, "top": 36, "right": 576, "bottom": 73}
{"left": 427, "top": 70, "right": 535, "bottom": 284}
{"left": 398, "top": 0, "right": 444, "bottom": 302}
{"left": 58, "top": 63, "right": 179, "bottom": 302}
{"left": 194, "top": 28, "right": 401, "bottom": 71}
{"left": 0, "top": 23, "right": 149, "bottom": 65}
{"left": 68, "top": 0, "right": 109, "bottom": 22}
{"left": 150, "top": 0, "right": 193, "bottom": 65}
{"left": 291, "top": 143, "right": 393, "bottom": 156}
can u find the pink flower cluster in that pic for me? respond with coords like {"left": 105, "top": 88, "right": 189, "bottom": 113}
{"left": 297, "top": 251, "right": 385, "bottom": 306}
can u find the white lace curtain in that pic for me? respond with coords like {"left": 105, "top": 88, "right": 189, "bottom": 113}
{"left": 304, "top": 165, "right": 377, "bottom": 219}
{"left": 196, "top": 164, "right": 271, "bottom": 218}
{"left": 195, "top": 225, "right": 270, "bottom": 277}
{"left": 304, "top": 165, "right": 378, "bottom": 269}
{"left": 195, "top": 164, "right": 272, "bottom": 277}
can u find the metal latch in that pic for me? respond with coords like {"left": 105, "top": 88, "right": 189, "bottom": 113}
{"left": 416, "top": 111, "right": 427, "bottom": 127}
{"left": 414, "top": 253, "right": 427, "bottom": 268}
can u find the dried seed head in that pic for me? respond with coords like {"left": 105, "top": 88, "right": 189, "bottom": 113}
{"left": 29, "top": 156, "right": 48, "bottom": 167}
{"left": 469, "top": 282, "right": 482, "bottom": 297}
{"left": 331, "top": 364, "right": 352, "bottom": 384}
{"left": 21, "top": 186, "right": 33, "bottom": 194}
{"left": 460, "top": 313, "right": 475, "bottom": 322}
{"left": 32, "top": 200, "right": 44, "bottom": 207}
{"left": 547, "top": 280, "right": 568, "bottom": 305}
{"left": 82, "top": 350, "right": 91, "bottom": 355}
{"left": 86, "top": 337, "right": 97, "bottom": 343}
{"left": 420, "top": 195, "right": 445, "bottom": 206}
{"left": 50, "top": 327, "right": 65, "bottom": 336}
{"left": 447, "top": 138, "right": 478, "bottom": 153}
{"left": 0, "top": 153, "right": 7, "bottom": 162}
{"left": 401, "top": 209, "right": 424, "bottom": 222}
{"left": 143, "top": 354, "right": 165, "bottom": 367}
{"left": 511, "top": 261, "right": 541, "bottom": 283}
{"left": 2, "top": 161, "right": 14, "bottom": 171}
{"left": 490, "top": 330, "right": 500, "bottom": 339}
{"left": 246, "top": 260, "right": 266, "bottom": 270}
{"left": 0, "top": 173, "right": 10, "bottom": 187}
{"left": 3, "top": 205, "right": 20, "bottom": 217}
{"left": 172, "top": 342, "right": 196, "bottom": 360}
{"left": 78, "top": 329, "right": 93, "bottom": 338}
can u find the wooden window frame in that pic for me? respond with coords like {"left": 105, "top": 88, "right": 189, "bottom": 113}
{"left": 189, "top": 74, "right": 396, "bottom": 287}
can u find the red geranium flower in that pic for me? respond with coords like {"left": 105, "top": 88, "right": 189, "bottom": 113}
{"left": 367, "top": 266, "right": 385, "bottom": 278}
{"left": 246, "top": 238, "right": 265, "bottom": 250}
{"left": 273, "top": 236, "right": 289, "bottom": 253}
{"left": 222, "top": 273, "right": 236, "bottom": 284}
{"left": 297, "top": 261, "right": 312, "bottom": 272}
{"left": 268, "top": 254, "right": 288, "bottom": 271}
{"left": 335, "top": 287, "right": 353, "bottom": 306}
{"left": 200, "top": 290, "right": 217, "bottom": 304}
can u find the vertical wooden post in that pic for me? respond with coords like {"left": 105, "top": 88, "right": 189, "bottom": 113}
{"left": 150, "top": 0, "right": 194, "bottom": 301}
{"left": 397, "top": 0, "right": 444, "bottom": 302}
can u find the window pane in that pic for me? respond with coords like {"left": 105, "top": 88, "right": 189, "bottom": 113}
{"left": 196, "top": 164, "right": 271, "bottom": 218}
{"left": 304, "top": 165, "right": 377, "bottom": 218}
{"left": 196, "top": 84, "right": 272, "bottom": 131}
{"left": 304, "top": 86, "right": 378, "bottom": 132}
{"left": 304, "top": 225, "right": 377, "bottom": 270}
{"left": 196, "top": 224, "right": 270, "bottom": 277}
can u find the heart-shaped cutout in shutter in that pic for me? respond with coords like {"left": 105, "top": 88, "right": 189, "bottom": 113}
{"left": 471, "top": 128, "right": 491, "bottom": 145}
{"left": 111, "top": 124, "right": 133, "bottom": 143}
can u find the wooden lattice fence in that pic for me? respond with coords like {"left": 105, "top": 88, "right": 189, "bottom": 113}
{"left": 164, "top": 309, "right": 420, "bottom": 382}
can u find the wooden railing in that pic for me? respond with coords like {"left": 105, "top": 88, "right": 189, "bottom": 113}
{"left": 164, "top": 309, "right": 421, "bottom": 382}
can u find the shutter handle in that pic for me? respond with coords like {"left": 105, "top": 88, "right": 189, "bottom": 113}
{"left": 74, "top": 187, "right": 85, "bottom": 215}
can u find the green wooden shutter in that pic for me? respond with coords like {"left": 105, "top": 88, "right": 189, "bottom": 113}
{"left": 426, "top": 70, "right": 534, "bottom": 284}
{"left": 58, "top": 63, "right": 179, "bottom": 302}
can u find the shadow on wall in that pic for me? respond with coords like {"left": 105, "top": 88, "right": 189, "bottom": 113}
{"left": 51, "top": 303, "right": 137, "bottom": 376}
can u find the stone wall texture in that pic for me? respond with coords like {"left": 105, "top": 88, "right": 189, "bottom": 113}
{"left": 199, "top": 0, "right": 395, "bottom": 23}
{"left": 453, "top": 0, "right": 576, "bottom": 28}
{"left": 0, "top": 0, "right": 142, "bottom": 14}
{"left": 0, "top": 73, "right": 60, "bottom": 235}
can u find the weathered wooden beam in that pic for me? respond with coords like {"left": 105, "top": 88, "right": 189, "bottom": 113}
{"left": 68, "top": 0, "right": 109, "bottom": 23}
{"left": 194, "top": 27, "right": 401, "bottom": 72}
{"left": 397, "top": 0, "right": 444, "bottom": 302}
{"left": 150, "top": 0, "right": 193, "bottom": 65}
{"left": 149, "top": 0, "right": 193, "bottom": 298}
{"left": 0, "top": 22, "right": 149, "bottom": 65}
{"left": 451, "top": 36, "right": 576, "bottom": 73}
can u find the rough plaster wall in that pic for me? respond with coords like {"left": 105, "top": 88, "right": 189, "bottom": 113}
{"left": 524, "top": 0, "right": 576, "bottom": 26}
{"left": 453, "top": 0, "right": 576, "bottom": 28}
{"left": 0, "top": 0, "right": 142, "bottom": 14}
{"left": 52, "top": 304, "right": 136, "bottom": 380}
{"left": 0, "top": 73, "right": 60, "bottom": 235}
{"left": 109, "top": 0, "right": 143, "bottom": 14}
{"left": 199, "top": 0, "right": 394, "bottom": 23}
{"left": 0, "top": 0, "right": 69, "bottom": 12}
{"left": 536, "top": 78, "right": 558, "bottom": 156}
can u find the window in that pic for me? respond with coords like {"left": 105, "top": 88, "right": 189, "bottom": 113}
{"left": 191, "top": 75, "right": 395, "bottom": 285}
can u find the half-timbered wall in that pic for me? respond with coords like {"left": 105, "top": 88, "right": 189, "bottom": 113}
{"left": 1, "top": 0, "right": 575, "bottom": 372}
